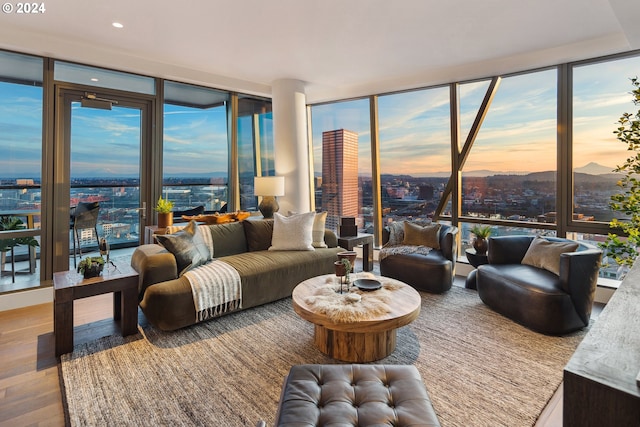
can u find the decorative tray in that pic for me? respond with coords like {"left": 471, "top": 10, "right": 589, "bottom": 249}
{"left": 353, "top": 278, "right": 382, "bottom": 291}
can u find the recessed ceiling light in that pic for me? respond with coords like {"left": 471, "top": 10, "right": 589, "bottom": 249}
{"left": 90, "top": 78, "right": 99, "bottom": 82}
{"left": 112, "top": 22, "right": 124, "bottom": 29}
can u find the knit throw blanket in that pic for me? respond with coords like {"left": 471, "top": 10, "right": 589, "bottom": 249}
{"left": 378, "top": 244, "right": 432, "bottom": 262}
{"left": 183, "top": 260, "right": 242, "bottom": 323}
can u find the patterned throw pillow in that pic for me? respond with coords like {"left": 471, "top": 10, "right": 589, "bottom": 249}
{"left": 156, "top": 220, "right": 210, "bottom": 276}
{"left": 384, "top": 221, "right": 406, "bottom": 247}
{"left": 269, "top": 212, "right": 315, "bottom": 251}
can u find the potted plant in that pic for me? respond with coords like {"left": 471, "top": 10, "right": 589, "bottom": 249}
{"left": 602, "top": 77, "right": 640, "bottom": 271}
{"left": 470, "top": 225, "right": 492, "bottom": 255}
{"left": 77, "top": 256, "right": 105, "bottom": 279}
{"left": 334, "top": 257, "right": 352, "bottom": 293}
{"left": 155, "top": 196, "right": 174, "bottom": 228}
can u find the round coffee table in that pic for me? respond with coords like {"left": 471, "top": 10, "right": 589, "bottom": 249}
{"left": 292, "top": 274, "right": 421, "bottom": 362}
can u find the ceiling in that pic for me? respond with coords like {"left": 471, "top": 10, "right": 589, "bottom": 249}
{"left": 0, "top": 0, "right": 638, "bottom": 103}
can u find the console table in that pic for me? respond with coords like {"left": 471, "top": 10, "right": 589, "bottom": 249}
{"left": 563, "top": 261, "right": 640, "bottom": 425}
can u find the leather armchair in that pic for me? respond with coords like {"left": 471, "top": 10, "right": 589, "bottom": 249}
{"left": 475, "top": 236, "right": 602, "bottom": 335}
{"left": 380, "top": 224, "right": 458, "bottom": 293}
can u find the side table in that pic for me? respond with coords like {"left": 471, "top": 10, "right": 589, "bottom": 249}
{"left": 53, "top": 259, "right": 139, "bottom": 356}
{"left": 465, "top": 248, "right": 488, "bottom": 268}
{"left": 465, "top": 248, "right": 488, "bottom": 290}
{"left": 337, "top": 233, "right": 374, "bottom": 272}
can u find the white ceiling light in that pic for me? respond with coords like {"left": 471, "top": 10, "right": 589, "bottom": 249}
{"left": 112, "top": 22, "right": 123, "bottom": 29}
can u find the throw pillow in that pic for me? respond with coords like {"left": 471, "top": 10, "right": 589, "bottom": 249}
{"left": 384, "top": 221, "right": 405, "bottom": 247}
{"left": 155, "top": 220, "right": 210, "bottom": 276}
{"left": 521, "top": 236, "right": 579, "bottom": 276}
{"left": 243, "top": 219, "right": 274, "bottom": 252}
{"left": 269, "top": 212, "right": 315, "bottom": 251}
{"left": 312, "top": 211, "right": 328, "bottom": 248}
{"left": 403, "top": 222, "right": 441, "bottom": 249}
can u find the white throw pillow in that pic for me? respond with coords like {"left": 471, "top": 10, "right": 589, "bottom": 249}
{"left": 312, "top": 211, "right": 328, "bottom": 248}
{"left": 269, "top": 212, "right": 316, "bottom": 251}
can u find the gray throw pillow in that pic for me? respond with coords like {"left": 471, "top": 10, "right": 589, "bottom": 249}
{"left": 521, "top": 236, "right": 579, "bottom": 276}
{"left": 156, "top": 220, "right": 210, "bottom": 276}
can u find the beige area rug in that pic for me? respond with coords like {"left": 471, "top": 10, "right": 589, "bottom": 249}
{"left": 59, "top": 287, "right": 587, "bottom": 426}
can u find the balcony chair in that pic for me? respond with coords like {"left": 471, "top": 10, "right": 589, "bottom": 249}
{"left": 70, "top": 201, "right": 100, "bottom": 268}
{"left": 379, "top": 222, "right": 458, "bottom": 293}
{"left": 474, "top": 235, "right": 602, "bottom": 335}
{"left": 0, "top": 216, "right": 39, "bottom": 283}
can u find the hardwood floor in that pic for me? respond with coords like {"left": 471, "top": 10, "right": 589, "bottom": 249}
{"left": 0, "top": 276, "right": 601, "bottom": 426}
{"left": 0, "top": 293, "right": 122, "bottom": 426}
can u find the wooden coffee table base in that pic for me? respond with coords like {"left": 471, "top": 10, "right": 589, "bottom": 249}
{"left": 314, "top": 325, "right": 396, "bottom": 362}
{"left": 293, "top": 274, "right": 421, "bottom": 363}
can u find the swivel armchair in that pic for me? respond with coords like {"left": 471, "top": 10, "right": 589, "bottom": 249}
{"left": 475, "top": 235, "right": 602, "bottom": 335}
{"left": 380, "top": 223, "right": 458, "bottom": 293}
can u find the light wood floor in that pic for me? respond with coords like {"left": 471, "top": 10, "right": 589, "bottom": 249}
{"left": 1, "top": 280, "right": 599, "bottom": 426}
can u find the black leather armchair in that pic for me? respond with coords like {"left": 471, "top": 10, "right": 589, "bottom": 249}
{"left": 380, "top": 224, "right": 458, "bottom": 293}
{"left": 475, "top": 236, "right": 602, "bottom": 335}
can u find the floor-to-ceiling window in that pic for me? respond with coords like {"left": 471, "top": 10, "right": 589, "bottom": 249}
{"left": 237, "top": 96, "right": 273, "bottom": 212}
{"left": 163, "top": 81, "right": 230, "bottom": 214}
{"left": 570, "top": 54, "right": 640, "bottom": 279}
{"left": 0, "top": 51, "right": 42, "bottom": 291}
{"left": 460, "top": 69, "right": 558, "bottom": 249}
{"left": 378, "top": 86, "right": 451, "bottom": 226}
{"left": 311, "top": 98, "right": 371, "bottom": 232}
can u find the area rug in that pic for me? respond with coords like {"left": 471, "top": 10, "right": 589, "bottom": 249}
{"left": 59, "top": 287, "right": 587, "bottom": 426}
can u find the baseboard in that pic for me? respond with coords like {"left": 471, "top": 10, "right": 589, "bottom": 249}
{"left": 0, "top": 286, "right": 53, "bottom": 311}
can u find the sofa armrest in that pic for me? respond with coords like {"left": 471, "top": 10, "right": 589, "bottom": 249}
{"left": 131, "top": 244, "right": 178, "bottom": 300}
{"left": 559, "top": 248, "right": 602, "bottom": 323}
{"left": 439, "top": 225, "right": 458, "bottom": 262}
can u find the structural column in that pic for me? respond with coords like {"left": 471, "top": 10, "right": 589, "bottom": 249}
{"left": 271, "top": 78, "right": 310, "bottom": 214}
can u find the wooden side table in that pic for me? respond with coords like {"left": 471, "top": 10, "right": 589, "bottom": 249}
{"left": 53, "top": 260, "right": 139, "bottom": 356}
{"left": 337, "top": 233, "right": 374, "bottom": 272}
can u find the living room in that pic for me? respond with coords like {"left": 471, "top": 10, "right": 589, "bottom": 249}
{"left": 1, "top": 1, "right": 640, "bottom": 425}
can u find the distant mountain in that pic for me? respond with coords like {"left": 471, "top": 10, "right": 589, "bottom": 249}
{"left": 574, "top": 162, "right": 617, "bottom": 175}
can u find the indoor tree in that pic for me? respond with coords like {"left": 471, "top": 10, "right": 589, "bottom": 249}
{"left": 602, "top": 77, "right": 640, "bottom": 268}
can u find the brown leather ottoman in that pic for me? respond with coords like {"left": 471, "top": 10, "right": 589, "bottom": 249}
{"left": 275, "top": 364, "right": 440, "bottom": 426}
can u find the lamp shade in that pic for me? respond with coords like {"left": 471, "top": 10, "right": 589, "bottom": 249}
{"left": 254, "top": 176, "right": 285, "bottom": 196}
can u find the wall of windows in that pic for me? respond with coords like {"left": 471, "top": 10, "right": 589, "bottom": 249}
{"left": 309, "top": 51, "right": 640, "bottom": 281}
{"left": 0, "top": 50, "right": 274, "bottom": 293}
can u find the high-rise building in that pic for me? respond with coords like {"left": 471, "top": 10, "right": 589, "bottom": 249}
{"left": 321, "top": 129, "right": 359, "bottom": 230}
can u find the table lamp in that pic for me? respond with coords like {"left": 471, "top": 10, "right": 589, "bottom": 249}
{"left": 254, "top": 176, "right": 285, "bottom": 218}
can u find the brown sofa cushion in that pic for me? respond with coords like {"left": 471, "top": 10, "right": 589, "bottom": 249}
{"left": 208, "top": 221, "right": 248, "bottom": 257}
{"left": 243, "top": 219, "right": 273, "bottom": 252}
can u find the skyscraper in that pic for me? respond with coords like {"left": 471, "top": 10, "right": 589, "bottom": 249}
{"left": 321, "top": 129, "right": 358, "bottom": 230}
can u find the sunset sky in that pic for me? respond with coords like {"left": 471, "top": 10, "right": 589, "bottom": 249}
{"left": 1, "top": 55, "right": 639, "bottom": 179}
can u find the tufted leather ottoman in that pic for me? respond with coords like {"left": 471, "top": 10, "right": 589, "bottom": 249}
{"left": 275, "top": 364, "right": 440, "bottom": 426}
